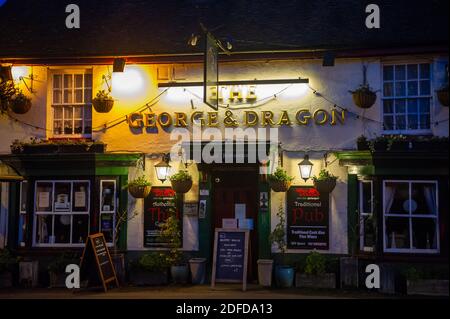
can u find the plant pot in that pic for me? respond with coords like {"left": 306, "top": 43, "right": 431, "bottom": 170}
{"left": 436, "top": 87, "right": 449, "bottom": 107}
{"left": 10, "top": 98, "right": 32, "bottom": 114}
{"left": 340, "top": 257, "right": 358, "bottom": 289}
{"left": 268, "top": 180, "right": 291, "bottom": 193}
{"left": 313, "top": 179, "right": 337, "bottom": 194}
{"left": 92, "top": 98, "right": 114, "bottom": 113}
{"left": 275, "top": 266, "right": 295, "bottom": 288}
{"left": 170, "top": 179, "right": 193, "bottom": 194}
{"left": 351, "top": 90, "right": 377, "bottom": 109}
{"left": 295, "top": 273, "right": 336, "bottom": 289}
{"left": 111, "top": 253, "right": 126, "bottom": 285}
{"left": 49, "top": 271, "right": 66, "bottom": 288}
{"left": 407, "top": 279, "right": 449, "bottom": 297}
{"left": 0, "top": 271, "right": 13, "bottom": 288}
{"left": 257, "top": 259, "right": 273, "bottom": 287}
{"left": 128, "top": 185, "right": 151, "bottom": 199}
{"left": 189, "top": 258, "right": 206, "bottom": 285}
{"left": 171, "top": 265, "right": 189, "bottom": 284}
{"left": 129, "top": 269, "right": 169, "bottom": 286}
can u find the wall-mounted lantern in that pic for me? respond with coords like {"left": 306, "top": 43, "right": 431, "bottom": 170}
{"left": 155, "top": 154, "right": 171, "bottom": 183}
{"left": 298, "top": 155, "right": 313, "bottom": 182}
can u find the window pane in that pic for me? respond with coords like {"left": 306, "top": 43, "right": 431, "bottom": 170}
{"left": 407, "top": 81, "right": 418, "bottom": 96}
{"left": 74, "top": 74, "right": 83, "bottom": 88}
{"left": 20, "top": 181, "right": 28, "bottom": 213}
{"left": 64, "top": 74, "right": 73, "bottom": 89}
{"left": 72, "top": 214, "right": 89, "bottom": 244}
{"left": 385, "top": 217, "right": 410, "bottom": 249}
{"left": 395, "top": 99, "right": 406, "bottom": 113}
{"left": 74, "top": 106, "right": 83, "bottom": 119}
{"left": 64, "top": 121, "right": 73, "bottom": 135}
{"left": 395, "top": 65, "right": 406, "bottom": 80}
{"left": 420, "top": 80, "right": 431, "bottom": 95}
{"left": 53, "top": 120, "right": 63, "bottom": 135}
{"left": 54, "top": 215, "right": 71, "bottom": 244}
{"left": 419, "top": 98, "right": 430, "bottom": 113}
{"left": 100, "top": 214, "right": 114, "bottom": 243}
{"left": 384, "top": 66, "right": 394, "bottom": 81}
{"left": 419, "top": 64, "right": 430, "bottom": 79}
{"left": 407, "top": 65, "right": 418, "bottom": 79}
{"left": 64, "top": 106, "right": 73, "bottom": 119}
{"left": 395, "top": 115, "right": 406, "bottom": 130}
{"left": 53, "top": 90, "right": 62, "bottom": 104}
{"left": 53, "top": 75, "right": 62, "bottom": 89}
{"left": 383, "top": 82, "right": 394, "bottom": 97}
{"left": 411, "top": 183, "right": 437, "bottom": 215}
{"left": 383, "top": 115, "right": 394, "bottom": 130}
{"left": 64, "top": 90, "right": 72, "bottom": 104}
{"left": 54, "top": 182, "right": 71, "bottom": 212}
{"left": 385, "top": 182, "right": 409, "bottom": 214}
{"left": 407, "top": 99, "right": 418, "bottom": 113}
{"left": 395, "top": 82, "right": 406, "bottom": 97}
{"left": 383, "top": 100, "right": 394, "bottom": 113}
{"left": 36, "top": 182, "right": 53, "bottom": 212}
{"left": 419, "top": 115, "right": 430, "bottom": 129}
{"left": 412, "top": 218, "right": 437, "bottom": 250}
{"left": 36, "top": 215, "right": 52, "bottom": 244}
{"left": 84, "top": 89, "right": 92, "bottom": 104}
{"left": 101, "top": 181, "right": 116, "bottom": 212}
{"left": 84, "top": 74, "right": 92, "bottom": 88}
{"left": 408, "top": 114, "right": 418, "bottom": 130}
{"left": 74, "top": 89, "right": 83, "bottom": 103}
{"left": 72, "top": 182, "right": 89, "bottom": 212}
{"left": 54, "top": 107, "right": 63, "bottom": 119}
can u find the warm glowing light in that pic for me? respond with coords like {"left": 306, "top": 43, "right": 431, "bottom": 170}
{"left": 112, "top": 66, "right": 146, "bottom": 98}
{"left": 11, "top": 66, "right": 29, "bottom": 82}
{"left": 166, "top": 86, "right": 203, "bottom": 103}
{"left": 256, "top": 83, "right": 308, "bottom": 99}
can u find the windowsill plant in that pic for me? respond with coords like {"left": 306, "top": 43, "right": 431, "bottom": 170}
{"left": 10, "top": 138, "right": 106, "bottom": 154}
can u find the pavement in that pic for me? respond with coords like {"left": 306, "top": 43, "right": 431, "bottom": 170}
{"left": 0, "top": 284, "right": 399, "bottom": 299}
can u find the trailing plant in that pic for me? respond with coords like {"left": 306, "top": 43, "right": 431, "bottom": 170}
{"left": 0, "top": 249, "right": 17, "bottom": 273}
{"left": 94, "top": 90, "right": 113, "bottom": 101}
{"left": 268, "top": 167, "right": 294, "bottom": 183}
{"left": 312, "top": 169, "right": 338, "bottom": 182}
{"left": 269, "top": 200, "right": 287, "bottom": 258}
{"left": 158, "top": 209, "right": 184, "bottom": 266}
{"left": 11, "top": 90, "right": 31, "bottom": 104}
{"left": 169, "top": 170, "right": 192, "bottom": 182}
{"left": 304, "top": 251, "right": 326, "bottom": 276}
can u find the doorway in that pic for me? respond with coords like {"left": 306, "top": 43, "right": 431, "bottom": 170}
{"left": 212, "top": 166, "right": 259, "bottom": 281}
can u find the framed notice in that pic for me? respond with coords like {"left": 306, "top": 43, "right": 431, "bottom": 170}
{"left": 211, "top": 228, "right": 249, "bottom": 292}
{"left": 286, "top": 186, "right": 329, "bottom": 250}
{"left": 183, "top": 202, "right": 198, "bottom": 217}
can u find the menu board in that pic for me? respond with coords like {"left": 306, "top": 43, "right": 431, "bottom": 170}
{"left": 286, "top": 186, "right": 329, "bottom": 250}
{"left": 211, "top": 229, "right": 249, "bottom": 291}
{"left": 143, "top": 187, "right": 180, "bottom": 248}
{"left": 80, "top": 233, "right": 119, "bottom": 292}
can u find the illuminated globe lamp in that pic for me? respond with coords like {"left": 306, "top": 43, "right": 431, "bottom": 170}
{"left": 155, "top": 155, "right": 171, "bottom": 183}
{"left": 298, "top": 155, "right": 313, "bottom": 182}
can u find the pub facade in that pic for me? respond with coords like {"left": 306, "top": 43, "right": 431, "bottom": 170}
{"left": 0, "top": 1, "right": 448, "bottom": 291}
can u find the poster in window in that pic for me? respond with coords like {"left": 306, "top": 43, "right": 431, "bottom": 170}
{"left": 74, "top": 191, "right": 86, "bottom": 208}
{"left": 38, "top": 192, "right": 50, "bottom": 210}
{"left": 286, "top": 186, "right": 329, "bottom": 250}
{"left": 143, "top": 187, "right": 181, "bottom": 248}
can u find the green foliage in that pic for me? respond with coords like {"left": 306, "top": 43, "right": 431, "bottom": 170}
{"left": 47, "top": 252, "right": 79, "bottom": 273}
{"left": 134, "top": 252, "right": 170, "bottom": 272}
{"left": 268, "top": 167, "right": 294, "bottom": 183}
{"left": 0, "top": 81, "right": 16, "bottom": 101}
{"left": 94, "top": 90, "right": 113, "bottom": 100}
{"left": 312, "top": 169, "right": 337, "bottom": 182}
{"left": 350, "top": 84, "right": 376, "bottom": 94}
{"left": 304, "top": 251, "right": 326, "bottom": 276}
{"left": 169, "top": 170, "right": 192, "bottom": 182}
{"left": 11, "top": 90, "right": 31, "bottom": 104}
{"left": 126, "top": 175, "right": 152, "bottom": 187}
{"left": 158, "top": 209, "right": 184, "bottom": 265}
{"left": 0, "top": 249, "right": 17, "bottom": 273}
{"left": 269, "top": 201, "right": 287, "bottom": 255}
{"left": 357, "top": 135, "right": 368, "bottom": 144}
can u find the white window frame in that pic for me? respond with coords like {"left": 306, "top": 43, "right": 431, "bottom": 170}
{"left": 18, "top": 181, "right": 28, "bottom": 247}
{"left": 383, "top": 180, "right": 440, "bottom": 254}
{"left": 359, "top": 180, "right": 374, "bottom": 252}
{"left": 51, "top": 70, "right": 92, "bottom": 138}
{"left": 32, "top": 180, "right": 91, "bottom": 248}
{"left": 381, "top": 62, "right": 433, "bottom": 135}
{"left": 99, "top": 180, "right": 117, "bottom": 247}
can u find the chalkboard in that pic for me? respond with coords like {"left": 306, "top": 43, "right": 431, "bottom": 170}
{"left": 211, "top": 228, "right": 249, "bottom": 291}
{"left": 286, "top": 186, "right": 329, "bottom": 250}
{"left": 80, "top": 233, "right": 119, "bottom": 292}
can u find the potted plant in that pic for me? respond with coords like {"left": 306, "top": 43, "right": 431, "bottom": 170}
{"left": 9, "top": 91, "right": 32, "bottom": 114}
{"left": 0, "top": 249, "right": 17, "bottom": 288}
{"left": 356, "top": 135, "right": 370, "bottom": 151}
{"left": 270, "top": 201, "right": 294, "bottom": 288}
{"left": 295, "top": 251, "right": 336, "bottom": 289}
{"left": 312, "top": 169, "right": 337, "bottom": 194}
{"left": 404, "top": 266, "right": 449, "bottom": 297}
{"left": 129, "top": 252, "right": 170, "bottom": 286}
{"left": 158, "top": 209, "right": 189, "bottom": 284}
{"left": 48, "top": 253, "right": 79, "bottom": 288}
{"left": 267, "top": 167, "right": 294, "bottom": 193}
{"left": 92, "top": 90, "right": 114, "bottom": 113}
{"left": 350, "top": 84, "right": 377, "bottom": 109}
{"left": 126, "top": 176, "right": 152, "bottom": 199}
{"left": 169, "top": 170, "right": 193, "bottom": 194}
{"left": 0, "top": 81, "right": 16, "bottom": 112}
{"left": 436, "top": 84, "right": 449, "bottom": 107}
{"left": 386, "top": 135, "right": 411, "bottom": 151}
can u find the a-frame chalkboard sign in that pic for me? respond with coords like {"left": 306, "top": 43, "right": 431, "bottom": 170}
{"left": 211, "top": 228, "right": 249, "bottom": 292}
{"left": 80, "top": 233, "right": 119, "bottom": 292}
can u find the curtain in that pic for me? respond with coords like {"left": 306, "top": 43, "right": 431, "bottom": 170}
{"left": 423, "top": 185, "right": 437, "bottom": 215}
{"left": 384, "top": 184, "right": 397, "bottom": 247}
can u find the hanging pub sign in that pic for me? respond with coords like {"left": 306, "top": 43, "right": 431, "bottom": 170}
{"left": 204, "top": 31, "right": 219, "bottom": 110}
{"left": 287, "top": 186, "right": 329, "bottom": 250}
{"left": 144, "top": 187, "right": 181, "bottom": 247}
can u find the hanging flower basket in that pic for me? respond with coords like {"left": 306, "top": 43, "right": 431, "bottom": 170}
{"left": 92, "top": 90, "right": 114, "bottom": 113}
{"left": 9, "top": 92, "right": 32, "bottom": 114}
{"left": 350, "top": 86, "right": 377, "bottom": 109}
{"left": 128, "top": 185, "right": 152, "bottom": 199}
{"left": 268, "top": 180, "right": 292, "bottom": 192}
{"left": 436, "top": 85, "right": 449, "bottom": 107}
{"left": 169, "top": 170, "right": 193, "bottom": 193}
{"left": 312, "top": 169, "right": 338, "bottom": 194}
